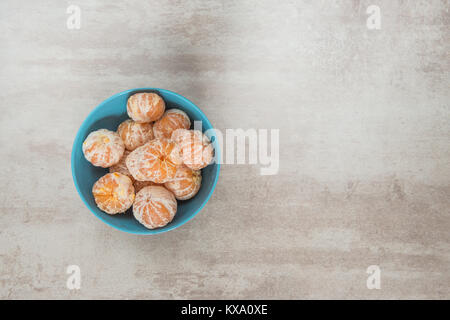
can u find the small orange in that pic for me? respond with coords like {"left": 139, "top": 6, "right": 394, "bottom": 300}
{"left": 171, "top": 129, "right": 214, "bottom": 170}
{"left": 82, "top": 129, "right": 124, "bottom": 168}
{"left": 127, "top": 92, "right": 165, "bottom": 123}
{"left": 164, "top": 165, "right": 201, "bottom": 200}
{"left": 117, "top": 119, "right": 154, "bottom": 151}
{"left": 109, "top": 154, "right": 162, "bottom": 192}
{"left": 92, "top": 172, "right": 135, "bottom": 214}
{"left": 153, "top": 109, "right": 191, "bottom": 139}
{"left": 126, "top": 138, "right": 182, "bottom": 183}
{"left": 133, "top": 186, "right": 177, "bottom": 229}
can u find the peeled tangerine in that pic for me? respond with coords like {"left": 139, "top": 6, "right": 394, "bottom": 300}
{"left": 127, "top": 92, "right": 165, "bottom": 123}
{"left": 117, "top": 119, "right": 154, "bottom": 151}
{"left": 164, "top": 166, "right": 201, "bottom": 200}
{"left": 83, "top": 129, "right": 124, "bottom": 168}
{"left": 92, "top": 172, "right": 135, "bottom": 214}
{"left": 153, "top": 109, "right": 191, "bottom": 139}
{"left": 133, "top": 186, "right": 177, "bottom": 229}
{"left": 171, "top": 129, "right": 214, "bottom": 170}
{"left": 109, "top": 151, "right": 161, "bottom": 192}
{"left": 126, "top": 138, "right": 182, "bottom": 183}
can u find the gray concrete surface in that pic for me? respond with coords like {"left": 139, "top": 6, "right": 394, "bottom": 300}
{"left": 0, "top": 0, "right": 449, "bottom": 299}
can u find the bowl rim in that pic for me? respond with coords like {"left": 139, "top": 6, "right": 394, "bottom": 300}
{"left": 71, "top": 87, "right": 221, "bottom": 235}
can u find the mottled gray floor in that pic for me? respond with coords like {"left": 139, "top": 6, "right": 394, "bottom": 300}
{"left": 0, "top": 0, "right": 449, "bottom": 299}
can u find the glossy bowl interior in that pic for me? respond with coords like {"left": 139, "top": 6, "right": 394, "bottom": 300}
{"left": 71, "top": 88, "right": 220, "bottom": 234}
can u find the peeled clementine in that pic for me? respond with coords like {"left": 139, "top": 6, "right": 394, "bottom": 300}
{"left": 126, "top": 138, "right": 182, "bottom": 183}
{"left": 117, "top": 119, "right": 154, "bottom": 151}
{"left": 164, "top": 165, "right": 201, "bottom": 200}
{"left": 171, "top": 129, "right": 214, "bottom": 170}
{"left": 92, "top": 172, "right": 135, "bottom": 214}
{"left": 153, "top": 109, "right": 191, "bottom": 139}
{"left": 82, "top": 129, "right": 125, "bottom": 168}
{"left": 109, "top": 153, "right": 162, "bottom": 192}
{"left": 127, "top": 92, "right": 165, "bottom": 123}
{"left": 133, "top": 186, "right": 177, "bottom": 229}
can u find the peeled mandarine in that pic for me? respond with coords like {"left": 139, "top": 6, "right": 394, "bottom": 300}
{"left": 171, "top": 129, "right": 214, "bottom": 170}
{"left": 92, "top": 172, "right": 135, "bottom": 214}
{"left": 164, "top": 165, "right": 202, "bottom": 200}
{"left": 127, "top": 92, "right": 165, "bottom": 123}
{"left": 117, "top": 119, "right": 154, "bottom": 151}
{"left": 82, "top": 129, "right": 125, "bottom": 168}
{"left": 109, "top": 154, "right": 162, "bottom": 192}
{"left": 153, "top": 109, "right": 191, "bottom": 139}
{"left": 126, "top": 138, "right": 182, "bottom": 183}
{"left": 133, "top": 186, "right": 177, "bottom": 229}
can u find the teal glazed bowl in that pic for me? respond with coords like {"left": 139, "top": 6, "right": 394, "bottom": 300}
{"left": 71, "top": 88, "right": 221, "bottom": 234}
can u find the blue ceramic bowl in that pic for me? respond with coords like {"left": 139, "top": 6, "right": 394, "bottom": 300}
{"left": 71, "top": 88, "right": 220, "bottom": 234}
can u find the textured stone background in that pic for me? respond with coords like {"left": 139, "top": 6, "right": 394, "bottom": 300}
{"left": 0, "top": 0, "right": 449, "bottom": 299}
